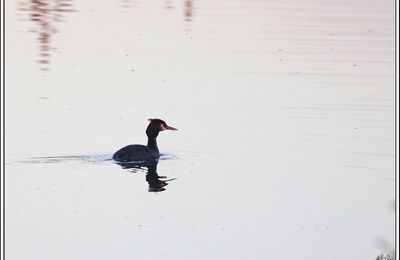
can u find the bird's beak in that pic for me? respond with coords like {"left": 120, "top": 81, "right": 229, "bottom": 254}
{"left": 165, "top": 125, "right": 178, "bottom": 131}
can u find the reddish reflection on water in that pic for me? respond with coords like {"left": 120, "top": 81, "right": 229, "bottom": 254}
{"left": 17, "top": 0, "right": 74, "bottom": 70}
{"left": 18, "top": 0, "right": 194, "bottom": 70}
{"left": 184, "top": 0, "right": 193, "bottom": 22}
{"left": 118, "top": 0, "right": 193, "bottom": 21}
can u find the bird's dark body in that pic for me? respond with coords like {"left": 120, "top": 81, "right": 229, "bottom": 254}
{"left": 112, "top": 144, "right": 159, "bottom": 162}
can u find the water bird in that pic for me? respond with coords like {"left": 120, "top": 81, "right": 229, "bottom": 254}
{"left": 113, "top": 119, "right": 177, "bottom": 162}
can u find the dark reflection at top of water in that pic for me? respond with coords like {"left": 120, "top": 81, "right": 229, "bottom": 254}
{"left": 119, "top": 0, "right": 194, "bottom": 22}
{"left": 17, "top": 0, "right": 74, "bottom": 71}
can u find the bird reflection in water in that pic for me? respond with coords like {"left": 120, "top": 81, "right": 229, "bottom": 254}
{"left": 17, "top": 0, "right": 74, "bottom": 70}
{"left": 117, "top": 160, "right": 176, "bottom": 192}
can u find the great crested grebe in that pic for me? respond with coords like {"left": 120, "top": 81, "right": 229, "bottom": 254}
{"left": 112, "top": 119, "right": 177, "bottom": 162}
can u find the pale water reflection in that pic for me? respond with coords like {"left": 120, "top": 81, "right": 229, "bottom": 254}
{"left": 17, "top": 0, "right": 196, "bottom": 70}
{"left": 184, "top": 0, "right": 194, "bottom": 22}
{"left": 6, "top": 0, "right": 395, "bottom": 259}
{"left": 17, "top": 0, "right": 74, "bottom": 70}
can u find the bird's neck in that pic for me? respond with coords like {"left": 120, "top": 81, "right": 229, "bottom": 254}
{"left": 147, "top": 136, "right": 159, "bottom": 153}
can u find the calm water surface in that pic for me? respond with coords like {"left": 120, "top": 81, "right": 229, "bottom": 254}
{"left": 6, "top": 0, "right": 395, "bottom": 259}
